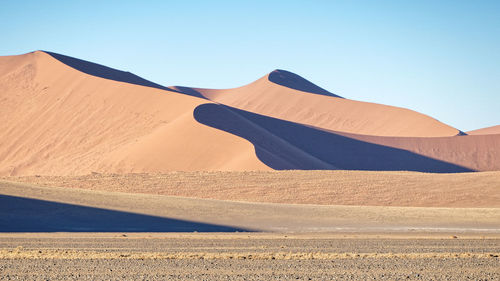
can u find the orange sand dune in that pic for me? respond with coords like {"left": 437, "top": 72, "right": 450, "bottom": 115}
{"left": 171, "top": 70, "right": 460, "bottom": 137}
{"left": 1, "top": 51, "right": 498, "bottom": 175}
{"left": 0, "top": 51, "right": 269, "bottom": 175}
{"left": 334, "top": 130, "right": 500, "bottom": 172}
{"left": 193, "top": 104, "right": 499, "bottom": 172}
{"left": 467, "top": 125, "right": 500, "bottom": 135}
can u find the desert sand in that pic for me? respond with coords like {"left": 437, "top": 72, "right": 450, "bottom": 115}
{"left": 468, "top": 124, "right": 500, "bottom": 135}
{"left": 1, "top": 51, "right": 499, "bottom": 280}
{"left": 2, "top": 51, "right": 500, "bottom": 175}
{"left": 330, "top": 130, "right": 500, "bottom": 171}
{"left": 1, "top": 179, "right": 499, "bottom": 232}
{"left": 1, "top": 179, "right": 499, "bottom": 280}
{"left": 0, "top": 51, "right": 268, "bottom": 175}
{"left": 4, "top": 171, "right": 500, "bottom": 208}
{"left": 173, "top": 69, "right": 460, "bottom": 137}
{"left": 2, "top": 168, "right": 500, "bottom": 280}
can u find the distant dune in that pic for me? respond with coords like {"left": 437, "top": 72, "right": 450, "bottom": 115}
{"left": 331, "top": 130, "right": 500, "bottom": 172}
{"left": 0, "top": 51, "right": 498, "bottom": 175}
{"left": 468, "top": 125, "right": 500, "bottom": 135}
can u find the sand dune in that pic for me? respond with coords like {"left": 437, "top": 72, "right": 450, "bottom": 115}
{"left": 0, "top": 51, "right": 269, "bottom": 175}
{"left": 468, "top": 125, "right": 500, "bottom": 135}
{"left": 331, "top": 130, "right": 500, "bottom": 172}
{"left": 172, "top": 70, "right": 460, "bottom": 137}
{"left": 0, "top": 51, "right": 498, "bottom": 175}
{"left": 194, "top": 104, "right": 500, "bottom": 171}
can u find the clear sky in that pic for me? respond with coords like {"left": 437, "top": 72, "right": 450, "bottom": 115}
{"left": 1, "top": 0, "right": 499, "bottom": 131}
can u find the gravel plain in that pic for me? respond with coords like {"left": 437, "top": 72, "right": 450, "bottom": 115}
{"left": 0, "top": 233, "right": 499, "bottom": 280}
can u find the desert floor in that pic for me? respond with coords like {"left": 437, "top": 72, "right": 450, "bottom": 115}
{"left": 1, "top": 171, "right": 499, "bottom": 280}
{"left": 1, "top": 177, "right": 500, "bottom": 232}
{"left": 3, "top": 170, "right": 500, "bottom": 207}
{"left": 0, "top": 233, "right": 499, "bottom": 280}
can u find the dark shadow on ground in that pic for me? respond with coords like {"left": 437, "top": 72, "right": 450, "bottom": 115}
{"left": 44, "top": 51, "right": 174, "bottom": 92}
{"left": 193, "top": 103, "right": 473, "bottom": 173}
{"left": 0, "top": 195, "right": 250, "bottom": 232}
{"left": 268, "top": 69, "right": 343, "bottom": 98}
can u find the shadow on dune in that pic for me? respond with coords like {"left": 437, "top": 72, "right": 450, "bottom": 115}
{"left": 44, "top": 51, "right": 175, "bottom": 92}
{"left": 45, "top": 51, "right": 340, "bottom": 101}
{"left": 169, "top": 86, "right": 207, "bottom": 99}
{"left": 268, "top": 69, "right": 343, "bottom": 98}
{"left": 194, "top": 103, "right": 473, "bottom": 173}
{"left": 0, "top": 195, "right": 250, "bottom": 232}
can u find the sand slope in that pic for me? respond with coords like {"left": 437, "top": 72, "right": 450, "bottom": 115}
{"left": 0, "top": 51, "right": 269, "bottom": 175}
{"left": 172, "top": 70, "right": 460, "bottom": 137}
{"left": 5, "top": 171, "right": 499, "bottom": 208}
{"left": 194, "top": 104, "right": 500, "bottom": 171}
{"left": 1, "top": 51, "right": 498, "bottom": 174}
{"left": 1, "top": 180, "right": 499, "bottom": 232}
{"left": 333, "top": 130, "right": 500, "bottom": 172}
{"left": 468, "top": 125, "right": 500, "bottom": 135}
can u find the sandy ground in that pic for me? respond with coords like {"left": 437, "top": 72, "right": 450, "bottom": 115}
{"left": 1, "top": 180, "right": 499, "bottom": 232}
{"left": 1, "top": 173, "right": 499, "bottom": 279}
{"left": 0, "top": 233, "right": 499, "bottom": 280}
{"left": 4, "top": 170, "right": 500, "bottom": 207}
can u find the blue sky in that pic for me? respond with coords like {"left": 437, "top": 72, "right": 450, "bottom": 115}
{"left": 1, "top": 0, "right": 498, "bottom": 131}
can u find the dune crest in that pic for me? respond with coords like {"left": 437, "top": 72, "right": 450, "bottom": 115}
{"left": 268, "top": 69, "right": 342, "bottom": 98}
{"left": 467, "top": 125, "right": 500, "bottom": 135}
{"left": 174, "top": 72, "right": 460, "bottom": 137}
